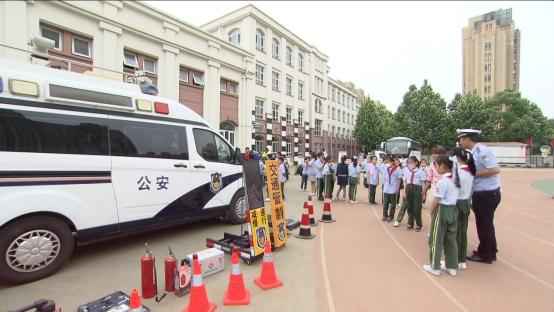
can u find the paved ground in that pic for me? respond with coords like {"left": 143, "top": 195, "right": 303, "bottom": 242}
{"left": 2, "top": 168, "right": 553, "bottom": 311}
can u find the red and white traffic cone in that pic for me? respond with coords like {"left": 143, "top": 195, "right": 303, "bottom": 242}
{"left": 129, "top": 288, "right": 143, "bottom": 312}
{"left": 307, "top": 195, "right": 318, "bottom": 226}
{"left": 295, "top": 204, "right": 316, "bottom": 239}
{"left": 320, "top": 198, "right": 336, "bottom": 223}
{"left": 254, "top": 240, "right": 283, "bottom": 290}
{"left": 183, "top": 254, "right": 216, "bottom": 312}
{"left": 223, "top": 247, "right": 250, "bottom": 305}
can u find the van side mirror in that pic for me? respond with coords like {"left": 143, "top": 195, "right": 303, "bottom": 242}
{"left": 234, "top": 147, "right": 241, "bottom": 164}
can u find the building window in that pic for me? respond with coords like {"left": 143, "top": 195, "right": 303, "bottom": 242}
{"left": 314, "top": 119, "right": 322, "bottom": 136}
{"left": 272, "top": 70, "right": 280, "bottom": 92}
{"left": 40, "top": 25, "right": 62, "bottom": 50}
{"left": 256, "top": 29, "right": 265, "bottom": 52}
{"left": 314, "top": 98, "right": 323, "bottom": 114}
{"left": 72, "top": 36, "right": 92, "bottom": 58}
{"left": 192, "top": 72, "right": 204, "bottom": 87}
{"left": 297, "top": 110, "right": 303, "bottom": 125}
{"left": 298, "top": 81, "right": 304, "bottom": 100}
{"left": 328, "top": 105, "right": 330, "bottom": 119}
{"left": 332, "top": 108, "right": 336, "bottom": 120}
{"left": 124, "top": 52, "right": 139, "bottom": 68}
{"left": 220, "top": 129, "right": 235, "bottom": 147}
{"left": 256, "top": 64, "right": 264, "bottom": 86}
{"left": 272, "top": 102, "right": 280, "bottom": 120}
{"left": 286, "top": 46, "right": 293, "bottom": 67}
{"left": 286, "top": 77, "right": 293, "bottom": 96}
{"left": 179, "top": 67, "right": 204, "bottom": 88}
{"left": 254, "top": 140, "right": 264, "bottom": 153}
{"left": 228, "top": 29, "right": 240, "bottom": 46}
{"left": 342, "top": 94, "right": 346, "bottom": 106}
{"left": 143, "top": 58, "right": 157, "bottom": 74}
{"left": 332, "top": 126, "right": 335, "bottom": 136}
{"left": 343, "top": 111, "right": 346, "bottom": 123}
{"left": 255, "top": 98, "right": 264, "bottom": 119}
{"left": 272, "top": 141, "right": 279, "bottom": 154}
{"left": 220, "top": 79, "right": 238, "bottom": 95}
{"left": 298, "top": 53, "right": 304, "bottom": 72}
{"left": 272, "top": 38, "right": 280, "bottom": 60}
{"left": 286, "top": 107, "right": 292, "bottom": 124}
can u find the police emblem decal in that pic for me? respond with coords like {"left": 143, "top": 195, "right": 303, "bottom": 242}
{"left": 210, "top": 173, "right": 222, "bottom": 193}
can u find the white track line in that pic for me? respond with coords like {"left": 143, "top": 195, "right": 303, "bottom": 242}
{"left": 370, "top": 205, "right": 469, "bottom": 312}
{"left": 319, "top": 224, "right": 336, "bottom": 312}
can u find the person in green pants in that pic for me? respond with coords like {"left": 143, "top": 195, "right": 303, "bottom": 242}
{"left": 423, "top": 156, "right": 459, "bottom": 277}
{"left": 348, "top": 157, "right": 361, "bottom": 203}
{"left": 452, "top": 148, "right": 475, "bottom": 270}
{"left": 394, "top": 156, "right": 427, "bottom": 231}
{"left": 381, "top": 156, "right": 403, "bottom": 221}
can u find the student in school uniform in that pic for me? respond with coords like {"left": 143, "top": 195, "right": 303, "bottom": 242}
{"left": 424, "top": 146, "right": 447, "bottom": 204}
{"left": 382, "top": 156, "right": 403, "bottom": 222}
{"left": 394, "top": 156, "right": 427, "bottom": 231}
{"left": 423, "top": 155, "right": 459, "bottom": 277}
{"left": 452, "top": 147, "right": 475, "bottom": 270}
{"left": 348, "top": 156, "right": 361, "bottom": 203}
{"left": 329, "top": 158, "right": 337, "bottom": 197}
{"left": 307, "top": 153, "right": 318, "bottom": 196}
{"left": 278, "top": 157, "right": 288, "bottom": 200}
{"left": 420, "top": 158, "right": 429, "bottom": 203}
{"left": 335, "top": 156, "right": 349, "bottom": 201}
{"left": 394, "top": 158, "right": 404, "bottom": 206}
{"left": 366, "top": 156, "right": 380, "bottom": 205}
{"left": 323, "top": 156, "right": 333, "bottom": 199}
{"left": 300, "top": 157, "right": 309, "bottom": 191}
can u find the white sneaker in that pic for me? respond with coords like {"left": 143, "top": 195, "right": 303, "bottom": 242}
{"left": 447, "top": 269, "right": 457, "bottom": 276}
{"left": 265, "top": 198, "right": 270, "bottom": 202}
{"left": 458, "top": 262, "right": 467, "bottom": 270}
{"left": 440, "top": 260, "right": 446, "bottom": 271}
{"left": 393, "top": 221, "right": 400, "bottom": 227}
{"left": 423, "top": 264, "right": 441, "bottom": 276}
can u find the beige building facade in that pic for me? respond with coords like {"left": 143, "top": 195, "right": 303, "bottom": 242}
{"left": 463, "top": 8, "right": 520, "bottom": 100}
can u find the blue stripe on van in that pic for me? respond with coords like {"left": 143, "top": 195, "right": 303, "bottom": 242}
{"left": 0, "top": 171, "right": 111, "bottom": 187}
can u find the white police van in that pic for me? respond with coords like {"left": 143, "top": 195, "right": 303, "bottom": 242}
{"left": 0, "top": 59, "right": 246, "bottom": 284}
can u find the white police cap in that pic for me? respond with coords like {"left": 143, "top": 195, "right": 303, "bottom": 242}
{"left": 456, "top": 128, "right": 481, "bottom": 139}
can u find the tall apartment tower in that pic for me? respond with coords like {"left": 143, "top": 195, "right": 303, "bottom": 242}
{"left": 463, "top": 8, "right": 520, "bottom": 99}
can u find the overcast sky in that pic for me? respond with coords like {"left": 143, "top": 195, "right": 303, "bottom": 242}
{"left": 147, "top": 1, "right": 554, "bottom": 118}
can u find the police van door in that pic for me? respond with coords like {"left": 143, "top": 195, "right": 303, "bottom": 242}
{"left": 109, "top": 118, "right": 202, "bottom": 225}
{"left": 190, "top": 128, "right": 242, "bottom": 209}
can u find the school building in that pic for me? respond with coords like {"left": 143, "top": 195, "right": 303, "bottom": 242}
{"left": 0, "top": 1, "right": 361, "bottom": 159}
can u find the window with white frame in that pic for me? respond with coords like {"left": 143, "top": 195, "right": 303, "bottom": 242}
{"left": 298, "top": 81, "right": 304, "bottom": 100}
{"left": 332, "top": 108, "right": 336, "bottom": 120}
{"left": 337, "top": 109, "right": 341, "bottom": 122}
{"left": 286, "top": 46, "right": 293, "bottom": 67}
{"left": 72, "top": 36, "right": 92, "bottom": 58}
{"left": 286, "top": 107, "right": 292, "bottom": 124}
{"left": 297, "top": 110, "right": 303, "bottom": 125}
{"left": 327, "top": 105, "right": 330, "bottom": 119}
{"left": 255, "top": 98, "right": 264, "bottom": 119}
{"left": 228, "top": 29, "right": 240, "bottom": 46}
{"left": 254, "top": 140, "right": 264, "bottom": 153}
{"left": 272, "top": 102, "right": 280, "bottom": 120}
{"left": 272, "top": 38, "right": 280, "bottom": 60}
{"left": 124, "top": 51, "right": 139, "bottom": 68}
{"left": 342, "top": 94, "right": 346, "bottom": 105}
{"left": 314, "top": 98, "right": 323, "bottom": 114}
{"left": 298, "top": 53, "right": 304, "bottom": 72}
{"left": 179, "top": 68, "right": 190, "bottom": 83}
{"left": 286, "top": 76, "right": 293, "bottom": 96}
{"left": 256, "top": 64, "right": 264, "bottom": 86}
{"left": 332, "top": 88, "right": 336, "bottom": 102}
{"left": 192, "top": 72, "right": 204, "bottom": 87}
{"left": 314, "top": 119, "right": 322, "bottom": 136}
{"left": 272, "top": 141, "right": 279, "bottom": 154}
{"left": 286, "top": 142, "right": 292, "bottom": 155}
{"left": 272, "top": 70, "right": 280, "bottom": 92}
{"left": 143, "top": 58, "right": 157, "bottom": 74}
{"left": 332, "top": 126, "right": 335, "bottom": 136}
{"left": 343, "top": 111, "right": 346, "bottom": 123}
{"left": 256, "top": 29, "right": 265, "bottom": 52}
{"left": 40, "top": 25, "right": 62, "bottom": 50}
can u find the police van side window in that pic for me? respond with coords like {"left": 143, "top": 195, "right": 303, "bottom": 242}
{"left": 193, "top": 128, "right": 233, "bottom": 163}
{"left": 109, "top": 120, "right": 188, "bottom": 160}
{"left": 0, "top": 109, "right": 109, "bottom": 155}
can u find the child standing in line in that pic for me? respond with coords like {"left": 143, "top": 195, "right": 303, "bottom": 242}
{"left": 423, "top": 155, "right": 459, "bottom": 277}
{"left": 300, "top": 158, "right": 309, "bottom": 191}
{"left": 307, "top": 153, "right": 317, "bottom": 196}
{"left": 323, "top": 156, "right": 334, "bottom": 199}
{"left": 348, "top": 157, "right": 361, "bottom": 204}
{"left": 335, "top": 156, "right": 348, "bottom": 201}
{"left": 394, "top": 156, "right": 427, "bottom": 231}
{"left": 420, "top": 159, "right": 429, "bottom": 204}
{"left": 366, "top": 156, "right": 380, "bottom": 205}
{"left": 278, "top": 157, "right": 287, "bottom": 200}
{"left": 452, "top": 148, "right": 475, "bottom": 270}
{"left": 313, "top": 153, "right": 325, "bottom": 201}
{"left": 382, "top": 157, "right": 403, "bottom": 222}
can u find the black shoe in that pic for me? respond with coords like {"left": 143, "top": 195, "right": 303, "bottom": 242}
{"left": 407, "top": 225, "right": 414, "bottom": 230}
{"left": 466, "top": 254, "right": 493, "bottom": 264}
{"left": 415, "top": 226, "right": 422, "bottom": 232}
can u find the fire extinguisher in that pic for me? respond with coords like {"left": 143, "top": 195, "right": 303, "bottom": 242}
{"left": 164, "top": 246, "right": 177, "bottom": 292}
{"left": 141, "top": 243, "right": 157, "bottom": 299}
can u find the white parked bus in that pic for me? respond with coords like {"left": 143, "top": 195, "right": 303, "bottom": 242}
{"left": 0, "top": 59, "right": 246, "bottom": 284}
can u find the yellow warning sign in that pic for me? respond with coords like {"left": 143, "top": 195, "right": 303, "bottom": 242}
{"left": 265, "top": 160, "right": 288, "bottom": 248}
{"left": 248, "top": 207, "right": 270, "bottom": 256}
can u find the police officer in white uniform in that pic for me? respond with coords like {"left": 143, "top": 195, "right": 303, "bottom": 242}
{"left": 457, "top": 129, "right": 501, "bottom": 264}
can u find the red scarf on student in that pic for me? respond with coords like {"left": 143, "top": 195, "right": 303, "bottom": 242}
{"left": 387, "top": 165, "right": 398, "bottom": 184}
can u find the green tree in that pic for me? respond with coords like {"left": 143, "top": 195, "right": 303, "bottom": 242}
{"left": 394, "top": 80, "right": 451, "bottom": 150}
{"left": 448, "top": 93, "right": 497, "bottom": 141}
{"left": 354, "top": 97, "right": 395, "bottom": 151}
{"left": 487, "top": 90, "right": 550, "bottom": 149}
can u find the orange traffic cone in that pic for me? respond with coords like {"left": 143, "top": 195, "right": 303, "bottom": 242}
{"left": 254, "top": 240, "right": 283, "bottom": 290}
{"left": 295, "top": 204, "right": 316, "bottom": 239}
{"left": 183, "top": 254, "right": 216, "bottom": 312}
{"left": 307, "top": 195, "right": 318, "bottom": 226}
{"left": 223, "top": 247, "right": 250, "bottom": 306}
{"left": 129, "top": 288, "right": 142, "bottom": 312}
{"left": 320, "top": 198, "right": 336, "bottom": 223}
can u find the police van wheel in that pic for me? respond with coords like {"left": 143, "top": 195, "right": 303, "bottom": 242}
{"left": 0, "top": 216, "right": 75, "bottom": 284}
{"left": 225, "top": 190, "right": 246, "bottom": 224}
